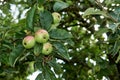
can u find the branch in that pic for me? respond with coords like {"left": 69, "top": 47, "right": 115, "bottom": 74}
{"left": 95, "top": 0, "right": 118, "bottom": 23}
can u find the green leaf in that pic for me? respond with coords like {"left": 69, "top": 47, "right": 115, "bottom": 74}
{"left": 108, "top": 22, "right": 120, "bottom": 33}
{"left": 82, "top": 8, "right": 108, "bottom": 18}
{"left": 48, "top": 59, "right": 62, "bottom": 74}
{"left": 109, "top": 12, "right": 118, "bottom": 22}
{"left": 9, "top": 45, "right": 24, "bottom": 67}
{"left": 44, "top": 71, "right": 51, "bottom": 80}
{"left": 40, "top": 10, "right": 53, "bottom": 30}
{"left": 49, "top": 29, "right": 72, "bottom": 39}
{"left": 105, "top": 0, "right": 113, "bottom": 6}
{"left": 36, "top": 65, "right": 56, "bottom": 80}
{"left": 94, "top": 28, "right": 109, "bottom": 37}
{"left": 114, "top": 0, "right": 120, "bottom": 4}
{"left": 110, "top": 40, "right": 120, "bottom": 56}
{"left": 88, "top": 0, "right": 95, "bottom": 5}
{"left": 34, "top": 61, "right": 43, "bottom": 71}
{"left": 63, "top": 39, "right": 74, "bottom": 47}
{"left": 37, "top": 0, "right": 45, "bottom": 4}
{"left": 34, "top": 44, "right": 42, "bottom": 56}
{"left": 26, "top": 5, "right": 36, "bottom": 30}
{"left": 116, "top": 52, "right": 120, "bottom": 63}
{"left": 35, "top": 73, "right": 44, "bottom": 80}
{"left": 53, "top": 1, "right": 69, "bottom": 11}
{"left": 114, "top": 7, "right": 120, "bottom": 14}
{"left": 110, "top": 7, "right": 120, "bottom": 22}
{"left": 44, "top": 66, "right": 56, "bottom": 80}
{"left": 53, "top": 42, "right": 70, "bottom": 61}
{"left": 0, "top": 53, "right": 9, "bottom": 65}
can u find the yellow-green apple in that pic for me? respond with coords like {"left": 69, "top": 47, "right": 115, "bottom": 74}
{"left": 52, "top": 12, "right": 61, "bottom": 24}
{"left": 35, "top": 29, "right": 49, "bottom": 43}
{"left": 42, "top": 42, "right": 53, "bottom": 55}
{"left": 22, "top": 36, "right": 35, "bottom": 49}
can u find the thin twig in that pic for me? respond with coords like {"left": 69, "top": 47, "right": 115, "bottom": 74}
{"left": 95, "top": 0, "right": 118, "bottom": 23}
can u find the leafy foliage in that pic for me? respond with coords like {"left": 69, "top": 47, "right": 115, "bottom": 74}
{"left": 40, "top": 10, "right": 53, "bottom": 30}
{"left": 0, "top": 0, "right": 120, "bottom": 80}
{"left": 53, "top": 1, "right": 69, "bottom": 11}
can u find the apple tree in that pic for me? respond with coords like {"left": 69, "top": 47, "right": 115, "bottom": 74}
{"left": 0, "top": 0, "right": 120, "bottom": 80}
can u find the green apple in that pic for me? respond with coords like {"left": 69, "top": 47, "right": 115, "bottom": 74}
{"left": 28, "top": 61, "right": 35, "bottom": 73}
{"left": 42, "top": 42, "right": 53, "bottom": 55}
{"left": 52, "top": 12, "right": 61, "bottom": 24}
{"left": 87, "top": 69, "right": 92, "bottom": 75}
{"left": 37, "top": 6, "right": 44, "bottom": 12}
{"left": 94, "top": 65, "right": 100, "bottom": 72}
{"left": 35, "top": 29, "right": 49, "bottom": 43}
{"left": 22, "top": 36, "right": 35, "bottom": 49}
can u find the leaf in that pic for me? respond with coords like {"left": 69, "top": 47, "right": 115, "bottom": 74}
{"left": 40, "top": 10, "right": 53, "bottom": 30}
{"left": 44, "top": 66, "right": 56, "bottom": 80}
{"left": 114, "top": 0, "right": 120, "bottom": 4}
{"left": 0, "top": 53, "right": 9, "bottom": 65}
{"left": 53, "top": 42, "right": 70, "bottom": 61}
{"left": 34, "top": 61, "right": 43, "bottom": 71}
{"left": 49, "top": 29, "right": 72, "bottom": 39}
{"left": 34, "top": 44, "right": 42, "bottom": 56}
{"left": 108, "top": 22, "right": 120, "bottom": 33}
{"left": 110, "top": 7, "right": 120, "bottom": 22}
{"left": 88, "top": 0, "right": 95, "bottom": 5}
{"left": 63, "top": 39, "right": 75, "bottom": 47}
{"left": 53, "top": 1, "right": 69, "bottom": 11}
{"left": 35, "top": 73, "right": 44, "bottom": 80}
{"left": 9, "top": 45, "right": 24, "bottom": 67}
{"left": 82, "top": 8, "right": 108, "bottom": 18}
{"left": 116, "top": 52, "right": 120, "bottom": 63}
{"left": 105, "top": 0, "right": 113, "bottom": 6}
{"left": 26, "top": 5, "right": 36, "bottom": 30}
{"left": 36, "top": 65, "right": 56, "bottom": 80}
{"left": 44, "top": 72, "right": 52, "bottom": 80}
{"left": 114, "top": 7, "right": 120, "bottom": 14}
{"left": 94, "top": 28, "right": 109, "bottom": 37}
{"left": 110, "top": 40, "right": 120, "bottom": 56}
{"left": 37, "top": 0, "right": 45, "bottom": 4}
{"left": 48, "top": 59, "right": 62, "bottom": 74}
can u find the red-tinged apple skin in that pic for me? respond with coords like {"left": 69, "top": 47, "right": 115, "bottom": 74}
{"left": 52, "top": 12, "right": 61, "bottom": 24}
{"left": 22, "top": 36, "right": 35, "bottom": 49}
{"left": 35, "top": 29, "right": 49, "bottom": 43}
{"left": 42, "top": 42, "right": 53, "bottom": 55}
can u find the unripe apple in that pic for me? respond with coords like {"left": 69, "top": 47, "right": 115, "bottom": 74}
{"left": 52, "top": 12, "right": 61, "bottom": 24}
{"left": 37, "top": 6, "right": 44, "bottom": 12}
{"left": 94, "top": 65, "right": 100, "bottom": 72}
{"left": 28, "top": 61, "right": 35, "bottom": 73}
{"left": 87, "top": 69, "right": 92, "bottom": 75}
{"left": 35, "top": 29, "right": 49, "bottom": 43}
{"left": 22, "top": 36, "right": 35, "bottom": 49}
{"left": 42, "top": 42, "right": 53, "bottom": 55}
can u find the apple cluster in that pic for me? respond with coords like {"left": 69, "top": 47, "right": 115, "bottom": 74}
{"left": 22, "top": 12, "right": 61, "bottom": 55}
{"left": 22, "top": 29, "right": 52, "bottom": 55}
